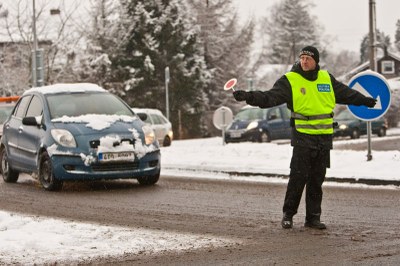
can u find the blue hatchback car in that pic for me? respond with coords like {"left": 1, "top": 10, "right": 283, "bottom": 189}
{"left": 0, "top": 83, "right": 161, "bottom": 191}
{"left": 225, "top": 104, "right": 292, "bottom": 143}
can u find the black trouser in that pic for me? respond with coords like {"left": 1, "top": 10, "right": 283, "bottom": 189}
{"left": 283, "top": 146, "right": 330, "bottom": 222}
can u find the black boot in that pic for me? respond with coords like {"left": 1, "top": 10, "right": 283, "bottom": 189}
{"left": 281, "top": 215, "right": 293, "bottom": 229}
{"left": 304, "top": 220, "right": 326, "bottom": 230}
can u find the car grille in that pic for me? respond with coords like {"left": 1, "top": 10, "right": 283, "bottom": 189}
{"left": 89, "top": 138, "right": 135, "bottom": 149}
{"left": 92, "top": 161, "right": 140, "bottom": 172}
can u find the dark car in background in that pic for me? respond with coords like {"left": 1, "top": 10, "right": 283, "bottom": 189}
{"left": 334, "top": 109, "right": 387, "bottom": 139}
{"left": 0, "top": 84, "right": 161, "bottom": 191}
{"left": 225, "top": 104, "right": 291, "bottom": 143}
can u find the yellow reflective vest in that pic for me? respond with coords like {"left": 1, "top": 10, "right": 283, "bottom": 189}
{"left": 285, "top": 70, "right": 336, "bottom": 135}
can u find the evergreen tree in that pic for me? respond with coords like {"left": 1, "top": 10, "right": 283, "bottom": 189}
{"left": 187, "top": 0, "right": 255, "bottom": 112}
{"left": 114, "top": 0, "right": 211, "bottom": 139}
{"left": 395, "top": 19, "right": 400, "bottom": 53}
{"left": 76, "top": 0, "right": 125, "bottom": 88}
{"left": 259, "top": 0, "right": 322, "bottom": 64}
{"left": 359, "top": 30, "right": 391, "bottom": 63}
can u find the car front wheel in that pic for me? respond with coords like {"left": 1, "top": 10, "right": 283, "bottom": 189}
{"left": 137, "top": 172, "right": 160, "bottom": 185}
{"left": 377, "top": 127, "right": 386, "bottom": 137}
{"left": 259, "top": 131, "right": 271, "bottom": 142}
{"left": 163, "top": 136, "right": 171, "bottom": 146}
{"left": 0, "top": 146, "right": 19, "bottom": 183}
{"left": 39, "top": 152, "right": 63, "bottom": 191}
{"left": 350, "top": 129, "right": 360, "bottom": 139}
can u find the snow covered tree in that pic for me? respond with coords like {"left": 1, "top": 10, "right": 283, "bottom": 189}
{"left": 108, "top": 0, "right": 211, "bottom": 139}
{"left": 258, "top": 0, "right": 322, "bottom": 65}
{"left": 394, "top": 19, "right": 400, "bottom": 53}
{"left": 359, "top": 30, "right": 391, "bottom": 63}
{"left": 323, "top": 50, "right": 359, "bottom": 77}
{"left": 0, "top": 0, "right": 84, "bottom": 91}
{"left": 187, "top": 0, "right": 255, "bottom": 111}
{"left": 74, "top": 0, "right": 128, "bottom": 89}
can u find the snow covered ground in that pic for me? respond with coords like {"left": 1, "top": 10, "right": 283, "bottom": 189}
{"left": 1, "top": 128, "right": 399, "bottom": 264}
{"left": 162, "top": 128, "right": 400, "bottom": 185}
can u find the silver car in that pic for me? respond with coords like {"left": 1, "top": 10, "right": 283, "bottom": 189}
{"left": 132, "top": 108, "right": 173, "bottom": 146}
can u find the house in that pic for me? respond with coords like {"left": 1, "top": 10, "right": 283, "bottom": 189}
{"left": 339, "top": 49, "right": 400, "bottom": 82}
{"left": 339, "top": 49, "right": 400, "bottom": 128}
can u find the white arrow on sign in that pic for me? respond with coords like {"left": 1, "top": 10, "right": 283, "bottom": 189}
{"left": 352, "top": 82, "right": 382, "bottom": 110}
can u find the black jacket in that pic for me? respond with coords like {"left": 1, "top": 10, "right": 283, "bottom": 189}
{"left": 245, "top": 62, "right": 371, "bottom": 150}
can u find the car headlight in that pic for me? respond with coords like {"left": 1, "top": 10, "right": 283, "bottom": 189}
{"left": 339, "top": 124, "right": 348, "bottom": 130}
{"left": 168, "top": 130, "right": 173, "bottom": 140}
{"left": 51, "top": 129, "right": 77, "bottom": 148}
{"left": 142, "top": 125, "right": 156, "bottom": 145}
{"left": 247, "top": 121, "right": 258, "bottom": 130}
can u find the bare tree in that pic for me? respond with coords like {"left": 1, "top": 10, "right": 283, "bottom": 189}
{"left": 0, "top": 0, "right": 84, "bottom": 93}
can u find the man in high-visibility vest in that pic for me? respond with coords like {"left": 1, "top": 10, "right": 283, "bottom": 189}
{"left": 233, "top": 46, "right": 376, "bottom": 230}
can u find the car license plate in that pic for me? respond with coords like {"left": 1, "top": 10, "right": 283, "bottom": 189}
{"left": 98, "top": 152, "right": 135, "bottom": 162}
{"left": 230, "top": 132, "right": 242, "bottom": 138}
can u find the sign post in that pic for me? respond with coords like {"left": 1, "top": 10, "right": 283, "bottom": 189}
{"left": 213, "top": 106, "right": 233, "bottom": 145}
{"left": 348, "top": 70, "right": 391, "bottom": 161}
{"left": 165, "top": 66, "right": 170, "bottom": 120}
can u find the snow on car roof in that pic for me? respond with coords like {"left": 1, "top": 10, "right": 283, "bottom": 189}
{"left": 132, "top": 108, "right": 164, "bottom": 115}
{"left": 24, "top": 83, "right": 106, "bottom": 95}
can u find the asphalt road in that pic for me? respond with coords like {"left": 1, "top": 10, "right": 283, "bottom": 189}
{"left": 1, "top": 172, "right": 400, "bottom": 265}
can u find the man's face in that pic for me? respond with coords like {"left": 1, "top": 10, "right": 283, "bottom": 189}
{"left": 299, "top": 55, "right": 316, "bottom": 71}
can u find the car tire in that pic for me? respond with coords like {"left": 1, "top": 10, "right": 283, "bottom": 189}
{"left": 137, "top": 171, "right": 160, "bottom": 186}
{"left": 163, "top": 136, "right": 171, "bottom": 147}
{"left": 377, "top": 127, "right": 386, "bottom": 137}
{"left": 0, "top": 146, "right": 19, "bottom": 183}
{"left": 259, "top": 131, "right": 271, "bottom": 143}
{"left": 350, "top": 129, "right": 360, "bottom": 139}
{"left": 39, "top": 152, "right": 63, "bottom": 191}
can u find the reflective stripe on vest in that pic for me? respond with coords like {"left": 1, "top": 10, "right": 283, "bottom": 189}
{"left": 285, "top": 70, "right": 336, "bottom": 135}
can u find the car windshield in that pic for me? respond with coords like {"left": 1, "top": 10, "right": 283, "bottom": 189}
{"left": 0, "top": 105, "right": 15, "bottom": 123}
{"left": 46, "top": 92, "right": 134, "bottom": 119}
{"left": 335, "top": 110, "right": 355, "bottom": 120}
{"left": 235, "top": 108, "right": 264, "bottom": 121}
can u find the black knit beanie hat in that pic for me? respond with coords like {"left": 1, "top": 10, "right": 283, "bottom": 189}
{"left": 299, "top": 46, "right": 319, "bottom": 64}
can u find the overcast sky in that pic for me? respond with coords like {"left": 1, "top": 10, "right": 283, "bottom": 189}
{"left": 233, "top": 0, "right": 400, "bottom": 53}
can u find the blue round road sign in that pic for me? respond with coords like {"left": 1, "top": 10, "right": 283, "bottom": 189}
{"left": 347, "top": 70, "right": 391, "bottom": 121}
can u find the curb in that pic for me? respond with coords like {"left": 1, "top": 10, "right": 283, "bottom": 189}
{"left": 164, "top": 167, "right": 400, "bottom": 187}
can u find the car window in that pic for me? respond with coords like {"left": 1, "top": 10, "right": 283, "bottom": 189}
{"left": 157, "top": 114, "right": 169, "bottom": 124}
{"left": 138, "top": 112, "right": 152, "bottom": 124}
{"left": 336, "top": 110, "right": 354, "bottom": 120}
{"left": 25, "top": 96, "right": 43, "bottom": 117}
{"left": 150, "top": 114, "right": 164, "bottom": 125}
{"left": 47, "top": 92, "right": 134, "bottom": 119}
{"left": 282, "top": 107, "right": 291, "bottom": 120}
{"left": 267, "top": 107, "right": 282, "bottom": 121}
{"left": 14, "top": 96, "right": 32, "bottom": 119}
{"left": 0, "top": 105, "right": 15, "bottom": 123}
{"left": 235, "top": 108, "right": 264, "bottom": 121}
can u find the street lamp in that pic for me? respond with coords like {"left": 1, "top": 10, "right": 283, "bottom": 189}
{"left": 31, "top": 0, "right": 44, "bottom": 87}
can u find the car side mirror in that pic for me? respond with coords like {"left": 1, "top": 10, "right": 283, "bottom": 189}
{"left": 269, "top": 114, "right": 277, "bottom": 120}
{"left": 137, "top": 113, "right": 147, "bottom": 121}
{"left": 22, "top": 116, "right": 43, "bottom": 127}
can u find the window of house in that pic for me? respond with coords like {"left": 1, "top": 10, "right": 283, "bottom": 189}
{"left": 381, "top": 60, "right": 395, "bottom": 74}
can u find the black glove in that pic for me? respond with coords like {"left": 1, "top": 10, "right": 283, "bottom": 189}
{"left": 233, "top": 90, "right": 249, "bottom": 102}
{"left": 364, "top": 97, "right": 377, "bottom": 108}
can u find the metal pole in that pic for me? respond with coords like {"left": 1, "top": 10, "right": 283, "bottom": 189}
{"left": 165, "top": 66, "right": 170, "bottom": 120}
{"left": 367, "top": 0, "right": 377, "bottom": 161}
{"left": 32, "top": 0, "right": 38, "bottom": 87}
